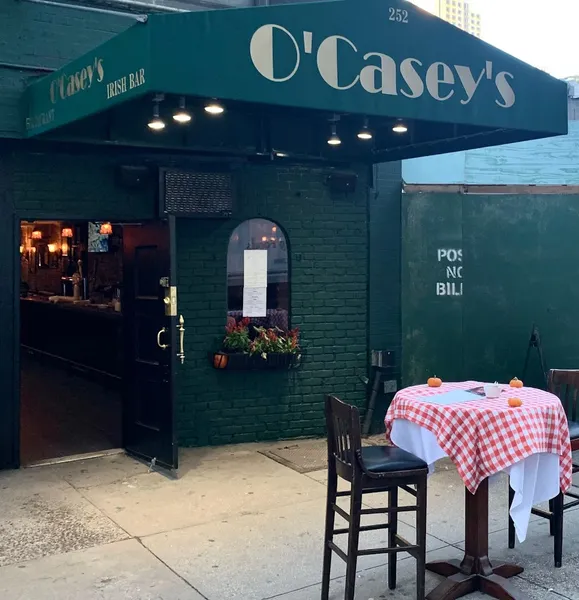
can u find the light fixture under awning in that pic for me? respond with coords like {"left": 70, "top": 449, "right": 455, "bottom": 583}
{"left": 22, "top": 0, "right": 568, "bottom": 158}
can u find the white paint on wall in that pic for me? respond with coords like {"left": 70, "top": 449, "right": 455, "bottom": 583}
{"left": 437, "top": 248, "right": 463, "bottom": 296}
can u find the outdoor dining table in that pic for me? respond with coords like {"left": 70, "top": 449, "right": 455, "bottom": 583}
{"left": 385, "top": 381, "right": 573, "bottom": 600}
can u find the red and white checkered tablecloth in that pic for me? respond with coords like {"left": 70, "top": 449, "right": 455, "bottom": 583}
{"left": 385, "top": 381, "right": 573, "bottom": 495}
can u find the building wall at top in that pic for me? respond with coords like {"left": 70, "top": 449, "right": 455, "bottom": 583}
{"left": 0, "top": 1, "right": 134, "bottom": 138}
{"left": 402, "top": 120, "right": 579, "bottom": 186}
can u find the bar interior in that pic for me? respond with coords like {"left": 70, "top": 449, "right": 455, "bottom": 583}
{"left": 19, "top": 220, "right": 124, "bottom": 465}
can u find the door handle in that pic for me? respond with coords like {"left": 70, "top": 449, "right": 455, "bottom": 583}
{"left": 177, "top": 315, "right": 185, "bottom": 364}
{"left": 157, "top": 327, "right": 169, "bottom": 350}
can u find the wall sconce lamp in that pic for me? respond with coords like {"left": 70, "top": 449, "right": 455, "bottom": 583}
{"left": 99, "top": 222, "right": 113, "bottom": 235}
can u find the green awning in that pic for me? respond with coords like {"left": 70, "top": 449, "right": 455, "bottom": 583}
{"left": 23, "top": 0, "right": 568, "bottom": 149}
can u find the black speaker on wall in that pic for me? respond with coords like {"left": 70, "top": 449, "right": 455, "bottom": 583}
{"left": 115, "top": 165, "right": 152, "bottom": 190}
{"left": 326, "top": 170, "right": 358, "bottom": 194}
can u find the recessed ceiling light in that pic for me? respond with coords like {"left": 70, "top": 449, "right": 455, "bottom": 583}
{"left": 205, "top": 100, "right": 225, "bottom": 115}
{"left": 327, "top": 123, "right": 341, "bottom": 146}
{"left": 357, "top": 117, "right": 373, "bottom": 140}
{"left": 392, "top": 119, "right": 408, "bottom": 134}
{"left": 173, "top": 96, "right": 192, "bottom": 124}
{"left": 148, "top": 101, "right": 165, "bottom": 131}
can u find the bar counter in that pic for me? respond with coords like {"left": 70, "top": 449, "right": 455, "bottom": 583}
{"left": 20, "top": 296, "right": 123, "bottom": 379}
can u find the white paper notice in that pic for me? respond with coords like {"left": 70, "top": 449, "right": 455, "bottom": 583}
{"left": 243, "top": 287, "right": 267, "bottom": 317}
{"left": 244, "top": 250, "right": 268, "bottom": 288}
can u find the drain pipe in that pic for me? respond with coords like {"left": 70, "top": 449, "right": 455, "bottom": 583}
{"left": 362, "top": 351, "right": 396, "bottom": 435}
{"left": 0, "top": 61, "right": 55, "bottom": 73}
{"left": 82, "top": 0, "right": 184, "bottom": 12}
{"left": 21, "top": 0, "right": 271, "bottom": 15}
{"left": 20, "top": 0, "right": 147, "bottom": 18}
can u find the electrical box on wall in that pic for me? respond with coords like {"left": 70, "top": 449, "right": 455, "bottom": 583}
{"left": 326, "top": 170, "right": 358, "bottom": 194}
{"left": 115, "top": 165, "right": 152, "bottom": 190}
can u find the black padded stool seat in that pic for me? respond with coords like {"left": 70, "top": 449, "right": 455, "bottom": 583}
{"left": 568, "top": 420, "right": 579, "bottom": 440}
{"left": 361, "top": 446, "right": 428, "bottom": 474}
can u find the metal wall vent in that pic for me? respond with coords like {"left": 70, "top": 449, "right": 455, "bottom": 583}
{"left": 161, "top": 168, "right": 234, "bottom": 218}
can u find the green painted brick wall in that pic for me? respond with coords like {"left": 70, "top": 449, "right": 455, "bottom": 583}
{"left": 8, "top": 150, "right": 156, "bottom": 221}
{"left": 176, "top": 164, "right": 369, "bottom": 446}
{"left": 5, "top": 149, "right": 370, "bottom": 447}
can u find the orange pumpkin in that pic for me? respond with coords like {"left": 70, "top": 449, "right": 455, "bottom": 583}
{"left": 213, "top": 353, "right": 229, "bottom": 369}
{"left": 508, "top": 397, "right": 523, "bottom": 408}
{"left": 427, "top": 376, "right": 442, "bottom": 388}
{"left": 509, "top": 377, "right": 524, "bottom": 388}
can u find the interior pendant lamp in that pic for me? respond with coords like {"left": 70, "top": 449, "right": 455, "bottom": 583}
{"left": 148, "top": 95, "right": 166, "bottom": 131}
{"left": 31, "top": 229, "right": 42, "bottom": 240}
{"left": 61, "top": 227, "right": 73, "bottom": 238}
{"left": 99, "top": 222, "right": 113, "bottom": 235}
{"left": 173, "top": 96, "right": 192, "bottom": 124}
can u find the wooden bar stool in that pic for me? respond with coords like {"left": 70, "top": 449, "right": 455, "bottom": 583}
{"left": 322, "top": 395, "right": 429, "bottom": 600}
{"left": 508, "top": 369, "right": 579, "bottom": 568}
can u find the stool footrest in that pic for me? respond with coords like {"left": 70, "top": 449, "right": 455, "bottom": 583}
{"left": 531, "top": 506, "right": 553, "bottom": 520}
{"left": 358, "top": 544, "right": 420, "bottom": 556}
{"left": 361, "top": 505, "right": 418, "bottom": 515}
{"left": 328, "top": 537, "right": 419, "bottom": 560}
{"left": 336, "top": 487, "right": 394, "bottom": 497}
{"left": 333, "top": 523, "right": 390, "bottom": 535}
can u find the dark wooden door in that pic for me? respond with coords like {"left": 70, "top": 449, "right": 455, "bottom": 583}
{"left": 123, "top": 220, "right": 178, "bottom": 472}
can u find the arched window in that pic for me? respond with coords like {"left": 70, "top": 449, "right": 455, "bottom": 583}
{"left": 227, "top": 219, "right": 289, "bottom": 331}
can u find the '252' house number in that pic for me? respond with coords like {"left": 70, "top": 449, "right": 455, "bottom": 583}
{"left": 389, "top": 7, "right": 409, "bottom": 23}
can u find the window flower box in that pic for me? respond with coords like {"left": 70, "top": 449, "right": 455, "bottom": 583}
{"left": 211, "top": 318, "right": 301, "bottom": 371}
{"left": 210, "top": 351, "right": 301, "bottom": 371}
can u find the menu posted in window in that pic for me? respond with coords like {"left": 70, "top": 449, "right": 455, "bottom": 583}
{"left": 243, "top": 286, "right": 267, "bottom": 317}
{"left": 244, "top": 249, "right": 268, "bottom": 288}
{"left": 243, "top": 250, "right": 268, "bottom": 317}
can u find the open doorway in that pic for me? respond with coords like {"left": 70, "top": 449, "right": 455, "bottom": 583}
{"left": 19, "top": 220, "right": 124, "bottom": 465}
{"left": 18, "top": 218, "right": 179, "bottom": 471}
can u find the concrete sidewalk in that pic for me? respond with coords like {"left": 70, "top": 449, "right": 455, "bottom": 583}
{"left": 0, "top": 442, "right": 577, "bottom": 599}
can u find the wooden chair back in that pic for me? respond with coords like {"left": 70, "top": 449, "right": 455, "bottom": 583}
{"left": 324, "top": 395, "right": 362, "bottom": 480}
{"left": 548, "top": 370, "right": 579, "bottom": 423}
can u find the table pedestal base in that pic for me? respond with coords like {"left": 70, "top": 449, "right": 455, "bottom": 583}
{"left": 426, "top": 559, "right": 524, "bottom": 600}
{"left": 425, "top": 480, "right": 528, "bottom": 600}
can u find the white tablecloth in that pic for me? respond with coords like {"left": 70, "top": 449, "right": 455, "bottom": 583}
{"left": 391, "top": 419, "right": 561, "bottom": 542}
